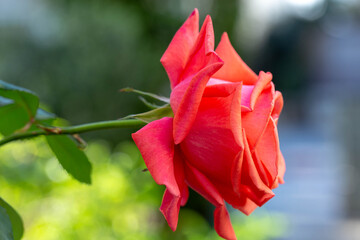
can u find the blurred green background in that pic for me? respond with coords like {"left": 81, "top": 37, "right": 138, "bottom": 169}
{"left": 1, "top": 0, "right": 360, "bottom": 239}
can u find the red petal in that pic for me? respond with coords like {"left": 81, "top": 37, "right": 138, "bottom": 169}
{"left": 230, "top": 84, "right": 244, "bottom": 148}
{"left": 272, "top": 91, "right": 284, "bottom": 125}
{"left": 170, "top": 15, "right": 225, "bottom": 144}
{"left": 160, "top": 9, "right": 199, "bottom": 89}
{"left": 276, "top": 151, "right": 286, "bottom": 185}
{"left": 214, "top": 205, "right": 237, "bottom": 240}
{"left": 253, "top": 118, "right": 280, "bottom": 187}
{"left": 159, "top": 147, "right": 189, "bottom": 231}
{"left": 160, "top": 189, "right": 181, "bottom": 231}
{"left": 214, "top": 180, "right": 258, "bottom": 216}
{"left": 132, "top": 117, "right": 179, "bottom": 196}
{"left": 240, "top": 85, "right": 254, "bottom": 112}
{"left": 203, "top": 78, "right": 241, "bottom": 97}
{"left": 172, "top": 53, "right": 223, "bottom": 144}
{"left": 250, "top": 72, "right": 273, "bottom": 110}
{"left": 184, "top": 162, "right": 237, "bottom": 240}
{"left": 242, "top": 74, "right": 274, "bottom": 148}
{"left": 213, "top": 32, "right": 257, "bottom": 84}
{"left": 239, "top": 130, "right": 274, "bottom": 206}
{"left": 180, "top": 96, "right": 240, "bottom": 183}
{"left": 270, "top": 122, "right": 286, "bottom": 188}
{"left": 180, "top": 15, "right": 216, "bottom": 82}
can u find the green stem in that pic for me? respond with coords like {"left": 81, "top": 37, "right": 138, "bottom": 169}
{"left": 0, "top": 119, "right": 146, "bottom": 147}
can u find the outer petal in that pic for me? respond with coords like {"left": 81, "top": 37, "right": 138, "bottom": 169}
{"left": 239, "top": 129, "right": 274, "bottom": 206}
{"left": 172, "top": 54, "right": 223, "bottom": 144}
{"left": 180, "top": 96, "right": 240, "bottom": 183}
{"left": 214, "top": 205, "right": 237, "bottom": 240}
{"left": 170, "top": 15, "right": 224, "bottom": 144}
{"left": 184, "top": 162, "right": 237, "bottom": 240}
{"left": 181, "top": 15, "right": 216, "bottom": 82}
{"left": 132, "top": 117, "right": 179, "bottom": 196}
{"left": 242, "top": 73, "right": 275, "bottom": 148}
{"left": 270, "top": 122, "right": 286, "bottom": 188}
{"left": 230, "top": 84, "right": 244, "bottom": 148}
{"left": 159, "top": 148, "right": 189, "bottom": 231}
{"left": 214, "top": 180, "right": 258, "bottom": 216}
{"left": 160, "top": 9, "right": 199, "bottom": 89}
{"left": 253, "top": 118, "right": 280, "bottom": 187}
{"left": 160, "top": 189, "right": 181, "bottom": 231}
{"left": 276, "top": 151, "right": 286, "bottom": 185}
{"left": 249, "top": 71, "right": 273, "bottom": 110}
{"left": 213, "top": 33, "right": 257, "bottom": 84}
{"left": 272, "top": 91, "right": 284, "bottom": 125}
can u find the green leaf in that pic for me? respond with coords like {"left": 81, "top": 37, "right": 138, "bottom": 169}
{"left": 46, "top": 135, "right": 92, "bottom": 184}
{"left": 0, "top": 104, "right": 29, "bottom": 136}
{"left": 0, "top": 80, "right": 39, "bottom": 118}
{"left": 0, "top": 205, "right": 13, "bottom": 240}
{"left": 0, "top": 104, "right": 55, "bottom": 136}
{"left": 0, "top": 198, "right": 24, "bottom": 240}
{"left": 120, "top": 87, "right": 169, "bottom": 103}
{"left": 124, "top": 104, "right": 174, "bottom": 123}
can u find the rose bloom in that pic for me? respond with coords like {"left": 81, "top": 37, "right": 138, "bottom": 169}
{"left": 132, "top": 9, "right": 285, "bottom": 240}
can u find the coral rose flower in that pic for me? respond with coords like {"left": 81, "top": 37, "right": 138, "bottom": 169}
{"left": 132, "top": 9, "right": 285, "bottom": 240}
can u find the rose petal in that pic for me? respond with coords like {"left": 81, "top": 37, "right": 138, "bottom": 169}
{"left": 240, "top": 130, "right": 274, "bottom": 206}
{"left": 132, "top": 117, "right": 179, "bottom": 196}
{"left": 276, "top": 151, "right": 286, "bottom": 185}
{"left": 214, "top": 205, "right": 237, "bottom": 240}
{"left": 180, "top": 96, "right": 240, "bottom": 183}
{"left": 240, "top": 85, "right": 254, "bottom": 112}
{"left": 230, "top": 84, "right": 244, "bottom": 148}
{"left": 242, "top": 76, "right": 274, "bottom": 148}
{"left": 253, "top": 118, "right": 280, "bottom": 187}
{"left": 272, "top": 91, "right": 284, "bottom": 125}
{"left": 214, "top": 180, "right": 258, "bottom": 216}
{"left": 184, "top": 162, "right": 237, "bottom": 240}
{"left": 213, "top": 32, "right": 257, "bottom": 85}
{"left": 172, "top": 53, "right": 223, "bottom": 144}
{"left": 159, "top": 148, "right": 189, "bottom": 231}
{"left": 160, "top": 9, "right": 199, "bottom": 89}
{"left": 160, "top": 189, "right": 181, "bottom": 231}
{"left": 181, "top": 15, "right": 216, "bottom": 82}
{"left": 203, "top": 78, "right": 241, "bottom": 97}
{"left": 250, "top": 71, "right": 273, "bottom": 110}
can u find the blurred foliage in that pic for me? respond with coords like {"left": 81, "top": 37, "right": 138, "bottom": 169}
{"left": 0, "top": 138, "right": 286, "bottom": 239}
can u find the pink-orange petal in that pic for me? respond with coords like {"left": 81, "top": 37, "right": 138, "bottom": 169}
{"left": 213, "top": 32, "right": 257, "bottom": 84}
{"left": 240, "top": 130, "right": 274, "bottom": 206}
{"left": 230, "top": 83, "right": 244, "bottom": 148}
{"left": 132, "top": 117, "right": 179, "bottom": 196}
{"left": 160, "top": 147, "right": 189, "bottom": 231}
{"left": 250, "top": 71, "right": 273, "bottom": 110}
{"left": 214, "top": 179, "right": 258, "bottom": 216}
{"left": 214, "top": 205, "right": 237, "bottom": 240}
{"left": 272, "top": 91, "right": 284, "bottom": 125}
{"left": 160, "top": 189, "right": 181, "bottom": 231}
{"left": 160, "top": 9, "right": 199, "bottom": 89}
{"left": 203, "top": 78, "right": 241, "bottom": 97}
{"left": 242, "top": 81, "right": 274, "bottom": 149}
{"left": 180, "top": 15, "right": 216, "bottom": 83}
{"left": 253, "top": 118, "right": 280, "bottom": 187}
{"left": 173, "top": 53, "right": 223, "bottom": 144}
{"left": 184, "top": 162, "right": 237, "bottom": 240}
{"left": 276, "top": 150, "right": 286, "bottom": 185}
